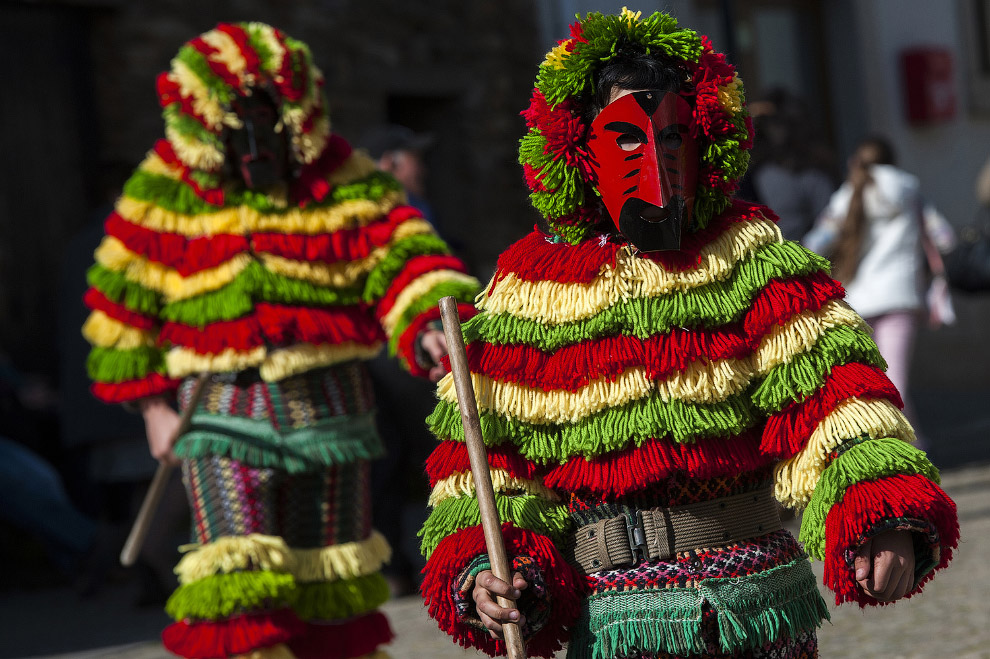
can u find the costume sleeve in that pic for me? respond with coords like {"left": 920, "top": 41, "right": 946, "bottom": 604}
{"left": 83, "top": 153, "right": 183, "bottom": 403}
{"left": 747, "top": 251, "right": 959, "bottom": 607}
{"left": 419, "top": 331, "right": 585, "bottom": 658}
{"left": 361, "top": 204, "right": 479, "bottom": 376}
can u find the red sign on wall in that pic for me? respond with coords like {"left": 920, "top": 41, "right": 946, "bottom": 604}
{"left": 901, "top": 47, "right": 957, "bottom": 124}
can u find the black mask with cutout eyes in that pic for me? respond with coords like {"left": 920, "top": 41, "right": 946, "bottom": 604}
{"left": 226, "top": 91, "right": 288, "bottom": 190}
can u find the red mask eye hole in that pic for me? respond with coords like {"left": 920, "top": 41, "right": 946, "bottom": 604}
{"left": 616, "top": 134, "right": 642, "bottom": 151}
{"left": 659, "top": 128, "right": 683, "bottom": 150}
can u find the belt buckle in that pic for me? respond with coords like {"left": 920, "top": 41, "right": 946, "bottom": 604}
{"left": 625, "top": 511, "right": 648, "bottom": 564}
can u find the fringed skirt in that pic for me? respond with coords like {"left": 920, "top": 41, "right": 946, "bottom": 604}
{"left": 163, "top": 363, "right": 394, "bottom": 659}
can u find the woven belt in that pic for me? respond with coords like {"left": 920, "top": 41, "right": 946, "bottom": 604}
{"left": 565, "top": 487, "right": 781, "bottom": 575}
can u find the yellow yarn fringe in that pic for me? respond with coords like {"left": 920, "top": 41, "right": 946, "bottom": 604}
{"left": 258, "top": 342, "right": 382, "bottom": 381}
{"left": 252, "top": 23, "right": 286, "bottom": 74}
{"left": 167, "top": 345, "right": 267, "bottom": 378}
{"left": 176, "top": 534, "right": 293, "bottom": 585}
{"left": 382, "top": 270, "right": 478, "bottom": 335}
{"left": 142, "top": 150, "right": 185, "bottom": 181}
{"left": 436, "top": 359, "right": 751, "bottom": 425}
{"left": 231, "top": 644, "right": 297, "bottom": 659}
{"left": 165, "top": 123, "right": 224, "bottom": 172}
{"left": 754, "top": 299, "right": 868, "bottom": 373}
{"left": 478, "top": 216, "right": 781, "bottom": 323}
{"left": 292, "top": 113, "right": 330, "bottom": 165}
{"left": 773, "top": 397, "right": 916, "bottom": 509}
{"left": 115, "top": 186, "right": 405, "bottom": 238}
{"left": 95, "top": 236, "right": 252, "bottom": 301}
{"left": 292, "top": 530, "right": 392, "bottom": 583}
{"left": 428, "top": 468, "right": 561, "bottom": 507}
{"left": 327, "top": 150, "right": 378, "bottom": 188}
{"left": 168, "top": 61, "right": 226, "bottom": 130}
{"left": 202, "top": 29, "right": 250, "bottom": 84}
{"left": 82, "top": 310, "right": 155, "bottom": 350}
{"left": 718, "top": 76, "right": 745, "bottom": 114}
{"left": 176, "top": 531, "right": 391, "bottom": 585}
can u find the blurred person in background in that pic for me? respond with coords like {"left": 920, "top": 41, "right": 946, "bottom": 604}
{"left": 738, "top": 87, "right": 837, "bottom": 242}
{"left": 81, "top": 22, "right": 478, "bottom": 659}
{"left": 361, "top": 124, "right": 448, "bottom": 597}
{"left": 805, "top": 135, "right": 957, "bottom": 451}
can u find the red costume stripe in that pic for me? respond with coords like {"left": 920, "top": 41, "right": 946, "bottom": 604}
{"left": 761, "top": 363, "right": 902, "bottom": 458}
{"left": 151, "top": 139, "right": 225, "bottom": 206}
{"left": 188, "top": 37, "right": 242, "bottom": 91}
{"left": 743, "top": 270, "right": 845, "bottom": 342}
{"left": 425, "top": 440, "right": 542, "bottom": 486}
{"left": 162, "top": 608, "right": 304, "bottom": 658}
{"left": 91, "top": 373, "right": 181, "bottom": 403}
{"left": 251, "top": 206, "right": 423, "bottom": 264}
{"left": 376, "top": 254, "right": 467, "bottom": 320}
{"left": 156, "top": 73, "right": 210, "bottom": 129}
{"left": 272, "top": 28, "right": 306, "bottom": 103}
{"left": 421, "top": 524, "right": 584, "bottom": 659}
{"left": 543, "top": 431, "right": 771, "bottom": 496}
{"left": 394, "top": 303, "right": 476, "bottom": 378}
{"left": 216, "top": 24, "right": 261, "bottom": 78}
{"left": 84, "top": 287, "right": 156, "bottom": 331}
{"left": 291, "top": 134, "right": 353, "bottom": 204}
{"left": 105, "top": 212, "right": 249, "bottom": 276}
{"left": 464, "top": 327, "right": 750, "bottom": 393}
{"left": 491, "top": 228, "right": 620, "bottom": 285}
{"left": 287, "top": 612, "right": 393, "bottom": 659}
{"left": 823, "top": 474, "right": 958, "bottom": 607}
{"left": 159, "top": 304, "right": 382, "bottom": 355}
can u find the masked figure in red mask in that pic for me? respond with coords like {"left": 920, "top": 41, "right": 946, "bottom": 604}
{"left": 419, "top": 10, "right": 957, "bottom": 659}
{"left": 82, "top": 22, "right": 478, "bottom": 659}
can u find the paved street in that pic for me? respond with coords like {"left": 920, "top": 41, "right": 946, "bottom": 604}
{"left": 1, "top": 460, "right": 987, "bottom": 659}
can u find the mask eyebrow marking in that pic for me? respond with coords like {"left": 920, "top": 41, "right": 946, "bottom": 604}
{"left": 623, "top": 185, "right": 638, "bottom": 195}
{"left": 666, "top": 167, "right": 679, "bottom": 174}
{"left": 604, "top": 121, "right": 647, "bottom": 144}
{"left": 624, "top": 153, "right": 643, "bottom": 161}
{"left": 663, "top": 153, "right": 678, "bottom": 161}
{"left": 671, "top": 184, "right": 684, "bottom": 190}
{"left": 622, "top": 169, "right": 640, "bottom": 179}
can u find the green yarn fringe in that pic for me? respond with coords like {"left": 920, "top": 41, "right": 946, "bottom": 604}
{"left": 292, "top": 573, "right": 389, "bottom": 621}
{"left": 88, "top": 263, "right": 161, "bottom": 316}
{"left": 419, "top": 493, "right": 572, "bottom": 558}
{"left": 174, "top": 412, "right": 384, "bottom": 473}
{"left": 568, "top": 557, "right": 827, "bottom": 658}
{"left": 799, "top": 437, "right": 940, "bottom": 561}
{"left": 87, "top": 345, "right": 166, "bottom": 383}
{"left": 163, "top": 103, "right": 223, "bottom": 156}
{"left": 362, "top": 233, "right": 451, "bottom": 303}
{"left": 464, "top": 241, "right": 828, "bottom": 352}
{"left": 159, "top": 260, "right": 363, "bottom": 326}
{"left": 174, "top": 45, "right": 235, "bottom": 106}
{"left": 750, "top": 324, "right": 885, "bottom": 414}
{"left": 387, "top": 279, "right": 480, "bottom": 355}
{"left": 165, "top": 570, "right": 296, "bottom": 621}
{"left": 427, "top": 392, "right": 756, "bottom": 465}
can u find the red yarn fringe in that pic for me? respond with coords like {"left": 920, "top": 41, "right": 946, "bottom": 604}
{"left": 159, "top": 304, "right": 382, "bottom": 355}
{"left": 376, "top": 254, "right": 468, "bottom": 320}
{"left": 425, "top": 440, "right": 542, "bottom": 486}
{"left": 761, "top": 363, "right": 901, "bottom": 458}
{"left": 162, "top": 608, "right": 304, "bottom": 658}
{"left": 151, "top": 140, "right": 224, "bottom": 205}
{"left": 743, "top": 271, "right": 844, "bottom": 342}
{"left": 463, "top": 327, "right": 749, "bottom": 393}
{"left": 251, "top": 208, "right": 415, "bottom": 264}
{"left": 287, "top": 612, "right": 394, "bottom": 659}
{"left": 157, "top": 73, "right": 210, "bottom": 129}
{"left": 543, "top": 431, "right": 772, "bottom": 497}
{"left": 290, "top": 134, "right": 354, "bottom": 204}
{"left": 492, "top": 229, "right": 620, "bottom": 284}
{"left": 91, "top": 373, "right": 180, "bottom": 403}
{"left": 823, "top": 474, "right": 959, "bottom": 607}
{"left": 421, "top": 524, "right": 584, "bottom": 658}
{"left": 188, "top": 36, "right": 243, "bottom": 95}
{"left": 395, "top": 303, "right": 476, "bottom": 378}
{"left": 84, "top": 287, "right": 156, "bottom": 331}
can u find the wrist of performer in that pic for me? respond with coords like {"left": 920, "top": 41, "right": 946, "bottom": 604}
{"left": 453, "top": 553, "right": 550, "bottom": 639}
{"left": 845, "top": 516, "right": 939, "bottom": 590}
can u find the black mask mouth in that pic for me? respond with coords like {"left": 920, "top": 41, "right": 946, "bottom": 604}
{"left": 617, "top": 197, "right": 687, "bottom": 251}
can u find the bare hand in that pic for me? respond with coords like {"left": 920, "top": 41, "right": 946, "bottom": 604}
{"left": 419, "top": 328, "right": 448, "bottom": 382}
{"left": 139, "top": 396, "right": 182, "bottom": 466}
{"left": 472, "top": 570, "right": 528, "bottom": 639}
{"left": 854, "top": 529, "right": 916, "bottom": 602}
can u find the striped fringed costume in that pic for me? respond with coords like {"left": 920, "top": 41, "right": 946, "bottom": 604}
{"left": 419, "top": 10, "right": 958, "bottom": 659}
{"left": 82, "top": 22, "right": 478, "bottom": 659}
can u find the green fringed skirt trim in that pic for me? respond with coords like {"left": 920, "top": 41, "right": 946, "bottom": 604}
{"left": 292, "top": 572, "right": 390, "bottom": 621}
{"left": 799, "top": 437, "right": 939, "bottom": 560}
{"left": 174, "top": 411, "right": 384, "bottom": 473}
{"left": 165, "top": 570, "right": 296, "bottom": 621}
{"left": 419, "top": 493, "right": 572, "bottom": 558}
{"left": 426, "top": 391, "right": 757, "bottom": 464}
{"left": 568, "top": 557, "right": 828, "bottom": 659}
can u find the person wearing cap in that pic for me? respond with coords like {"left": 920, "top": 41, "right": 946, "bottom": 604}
{"left": 363, "top": 124, "right": 437, "bottom": 226}
{"left": 418, "top": 10, "right": 958, "bottom": 659}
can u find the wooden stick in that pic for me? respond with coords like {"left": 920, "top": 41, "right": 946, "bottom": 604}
{"left": 120, "top": 372, "right": 212, "bottom": 567}
{"left": 439, "top": 297, "right": 527, "bottom": 659}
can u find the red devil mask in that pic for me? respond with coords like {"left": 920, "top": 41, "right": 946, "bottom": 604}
{"left": 586, "top": 89, "right": 698, "bottom": 251}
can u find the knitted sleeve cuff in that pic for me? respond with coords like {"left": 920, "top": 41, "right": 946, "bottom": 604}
{"left": 450, "top": 554, "right": 551, "bottom": 639}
